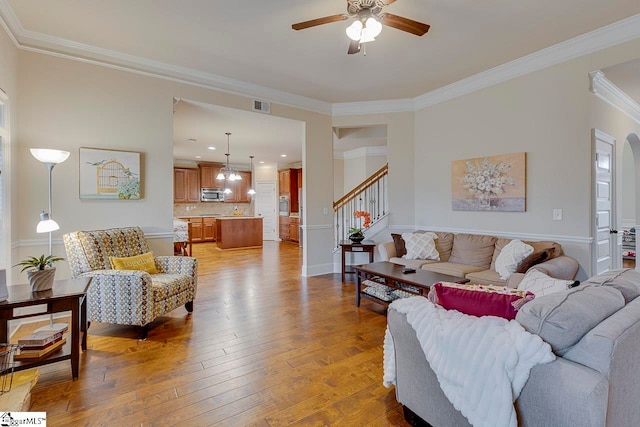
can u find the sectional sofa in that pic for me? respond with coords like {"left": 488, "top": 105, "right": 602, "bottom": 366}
{"left": 378, "top": 231, "right": 579, "bottom": 286}
{"left": 387, "top": 268, "right": 640, "bottom": 426}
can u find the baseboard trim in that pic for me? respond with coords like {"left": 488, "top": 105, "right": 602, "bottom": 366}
{"left": 302, "top": 263, "right": 334, "bottom": 277}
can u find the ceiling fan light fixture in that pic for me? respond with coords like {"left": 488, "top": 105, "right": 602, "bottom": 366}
{"left": 365, "top": 17, "right": 382, "bottom": 38}
{"left": 346, "top": 20, "right": 363, "bottom": 41}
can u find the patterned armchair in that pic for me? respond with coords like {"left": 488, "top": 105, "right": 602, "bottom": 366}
{"left": 63, "top": 226, "right": 198, "bottom": 339}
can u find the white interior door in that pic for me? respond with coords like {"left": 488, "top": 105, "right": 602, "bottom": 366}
{"left": 593, "top": 129, "right": 618, "bottom": 275}
{"left": 256, "top": 181, "right": 277, "bottom": 241}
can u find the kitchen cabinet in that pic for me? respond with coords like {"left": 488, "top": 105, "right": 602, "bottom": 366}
{"left": 223, "top": 171, "right": 252, "bottom": 203}
{"left": 279, "top": 168, "right": 301, "bottom": 213}
{"left": 279, "top": 170, "right": 290, "bottom": 196}
{"left": 289, "top": 217, "right": 300, "bottom": 243}
{"left": 203, "top": 217, "right": 216, "bottom": 241}
{"left": 174, "top": 168, "right": 200, "bottom": 203}
{"left": 190, "top": 219, "right": 203, "bottom": 242}
{"left": 199, "top": 164, "right": 219, "bottom": 189}
{"left": 279, "top": 216, "right": 290, "bottom": 241}
{"left": 179, "top": 217, "right": 217, "bottom": 242}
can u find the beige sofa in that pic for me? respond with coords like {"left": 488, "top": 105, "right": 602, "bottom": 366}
{"left": 378, "top": 231, "right": 579, "bottom": 286}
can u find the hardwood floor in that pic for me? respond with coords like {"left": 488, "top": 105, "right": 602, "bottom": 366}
{"left": 24, "top": 241, "right": 408, "bottom": 426}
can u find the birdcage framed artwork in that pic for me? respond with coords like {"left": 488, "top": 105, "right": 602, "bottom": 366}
{"left": 79, "top": 147, "right": 142, "bottom": 199}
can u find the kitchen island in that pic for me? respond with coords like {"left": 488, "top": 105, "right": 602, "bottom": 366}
{"left": 215, "top": 216, "right": 263, "bottom": 250}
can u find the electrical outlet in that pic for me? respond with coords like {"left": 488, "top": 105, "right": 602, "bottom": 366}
{"left": 553, "top": 209, "right": 563, "bottom": 221}
{"left": 323, "top": 207, "right": 328, "bottom": 215}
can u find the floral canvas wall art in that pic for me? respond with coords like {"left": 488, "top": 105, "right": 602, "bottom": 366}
{"left": 451, "top": 152, "right": 526, "bottom": 212}
{"left": 79, "top": 147, "right": 142, "bottom": 199}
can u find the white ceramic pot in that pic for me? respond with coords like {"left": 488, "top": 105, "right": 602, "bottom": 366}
{"left": 27, "top": 267, "right": 56, "bottom": 292}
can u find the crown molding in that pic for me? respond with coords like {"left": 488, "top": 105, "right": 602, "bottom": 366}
{"left": 331, "top": 98, "right": 415, "bottom": 116}
{"left": 1, "top": 0, "right": 639, "bottom": 116}
{"left": 413, "top": 14, "right": 640, "bottom": 111}
{"left": 0, "top": 1, "right": 332, "bottom": 116}
{"left": 590, "top": 70, "right": 640, "bottom": 125}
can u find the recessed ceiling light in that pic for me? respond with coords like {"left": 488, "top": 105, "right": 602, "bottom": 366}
{"left": 208, "top": 146, "right": 215, "bottom": 150}
{"left": 280, "top": 154, "right": 287, "bottom": 158}
{"left": 187, "top": 138, "right": 197, "bottom": 143}
{"left": 259, "top": 161, "right": 265, "bottom": 164}
{"left": 195, "top": 155, "right": 202, "bottom": 159}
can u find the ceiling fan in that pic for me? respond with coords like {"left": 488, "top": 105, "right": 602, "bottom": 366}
{"left": 291, "top": 0, "right": 430, "bottom": 55}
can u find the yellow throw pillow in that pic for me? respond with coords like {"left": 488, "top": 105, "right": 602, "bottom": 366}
{"left": 109, "top": 252, "right": 157, "bottom": 274}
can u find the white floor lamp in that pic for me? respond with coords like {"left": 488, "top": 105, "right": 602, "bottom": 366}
{"left": 30, "top": 148, "right": 70, "bottom": 333}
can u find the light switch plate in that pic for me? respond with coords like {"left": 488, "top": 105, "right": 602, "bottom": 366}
{"left": 553, "top": 209, "right": 563, "bottom": 221}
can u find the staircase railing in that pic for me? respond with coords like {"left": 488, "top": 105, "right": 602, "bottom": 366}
{"left": 333, "top": 163, "right": 388, "bottom": 247}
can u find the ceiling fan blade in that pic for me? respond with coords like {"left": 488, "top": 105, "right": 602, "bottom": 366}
{"left": 347, "top": 40, "right": 361, "bottom": 55}
{"left": 292, "top": 14, "right": 349, "bottom": 31}
{"left": 380, "top": 13, "right": 430, "bottom": 36}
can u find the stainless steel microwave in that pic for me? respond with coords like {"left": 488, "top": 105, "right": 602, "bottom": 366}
{"left": 201, "top": 188, "right": 224, "bottom": 202}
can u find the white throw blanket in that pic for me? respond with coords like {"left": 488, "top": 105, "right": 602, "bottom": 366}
{"left": 383, "top": 297, "right": 554, "bottom": 427}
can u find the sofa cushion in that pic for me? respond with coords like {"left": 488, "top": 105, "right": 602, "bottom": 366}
{"left": 580, "top": 268, "right": 640, "bottom": 303}
{"left": 431, "top": 282, "right": 534, "bottom": 320}
{"left": 422, "top": 262, "right": 485, "bottom": 278}
{"left": 516, "top": 269, "right": 575, "bottom": 297}
{"left": 391, "top": 233, "right": 407, "bottom": 258}
{"left": 495, "top": 240, "right": 534, "bottom": 280}
{"left": 465, "top": 269, "right": 507, "bottom": 286}
{"left": 433, "top": 232, "right": 454, "bottom": 262}
{"left": 390, "top": 257, "right": 438, "bottom": 269}
{"left": 516, "top": 285, "right": 625, "bottom": 353}
{"left": 402, "top": 232, "right": 439, "bottom": 260}
{"left": 448, "top": 234, "right": 497, "bottom": 268}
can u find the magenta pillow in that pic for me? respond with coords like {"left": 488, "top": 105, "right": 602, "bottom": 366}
{"left": 432, "top": 282, "right": 534, "bottom": 320}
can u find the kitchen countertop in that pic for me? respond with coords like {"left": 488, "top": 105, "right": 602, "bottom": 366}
{"left": 216, "top": 216, "right": 262, "bottom": 220}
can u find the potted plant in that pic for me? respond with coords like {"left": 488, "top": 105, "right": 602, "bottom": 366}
{"left": 14, "top": 255, "right": 64, "bottom": 291}
{"left": 349, "top": 211, "right": 372, "bottom": 243}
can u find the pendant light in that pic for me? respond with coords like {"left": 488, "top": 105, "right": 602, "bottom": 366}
{"left": 247, "top": 155, "right": 256, "bottom": 195}
{"left": 216, "top": 132, "right": 242, "bottom": 182}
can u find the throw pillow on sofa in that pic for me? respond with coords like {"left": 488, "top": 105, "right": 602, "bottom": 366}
{"left": 391, "top": 233, "right": 407, "bottom": 257}
{"left": 402, "top": 232, "right": 440, "bottom": 260}
{"left": 495, "top": 239, "right": 534, "bottom": 280}
{"left": 429, "top": 282, "right": 534, "bottom": 320}
{"left": 517, "top": 269, "right": 576, "bottom": 297}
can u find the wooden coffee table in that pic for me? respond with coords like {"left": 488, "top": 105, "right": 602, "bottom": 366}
{"left": 354, "top": 262, "right": 469, "bottom": 308}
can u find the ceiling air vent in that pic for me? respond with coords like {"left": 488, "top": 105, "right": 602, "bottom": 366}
{"left": 252, "top": 99, "right": 271, "bottom": 114}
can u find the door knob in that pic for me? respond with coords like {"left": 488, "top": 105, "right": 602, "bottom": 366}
{"left": 610, "top": 229, "right": 618, "bottom": 234}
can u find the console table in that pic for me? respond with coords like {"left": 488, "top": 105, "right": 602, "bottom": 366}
{"left": 339, "top": 240, "right": 376, "bottom": 283}
{"left": 0, "top": 277, "right": 91, "bottom": 379}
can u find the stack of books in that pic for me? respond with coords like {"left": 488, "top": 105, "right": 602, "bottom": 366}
{"left": 15, "top": 330, "right": 66, "bottom": 360}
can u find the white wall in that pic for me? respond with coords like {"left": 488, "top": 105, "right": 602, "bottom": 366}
{"left": 333, "top": 157, "right": 344, "bottom": 200}
{"left": 0, "top": 27, "right": 17, "bottom": 279}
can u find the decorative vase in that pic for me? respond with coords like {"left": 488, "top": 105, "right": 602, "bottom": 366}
{"left": 349, "top": 231, "right": 365, "bottom": 244}
{"left": 27, "top": 267, "right": 56, "bottom": 292}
